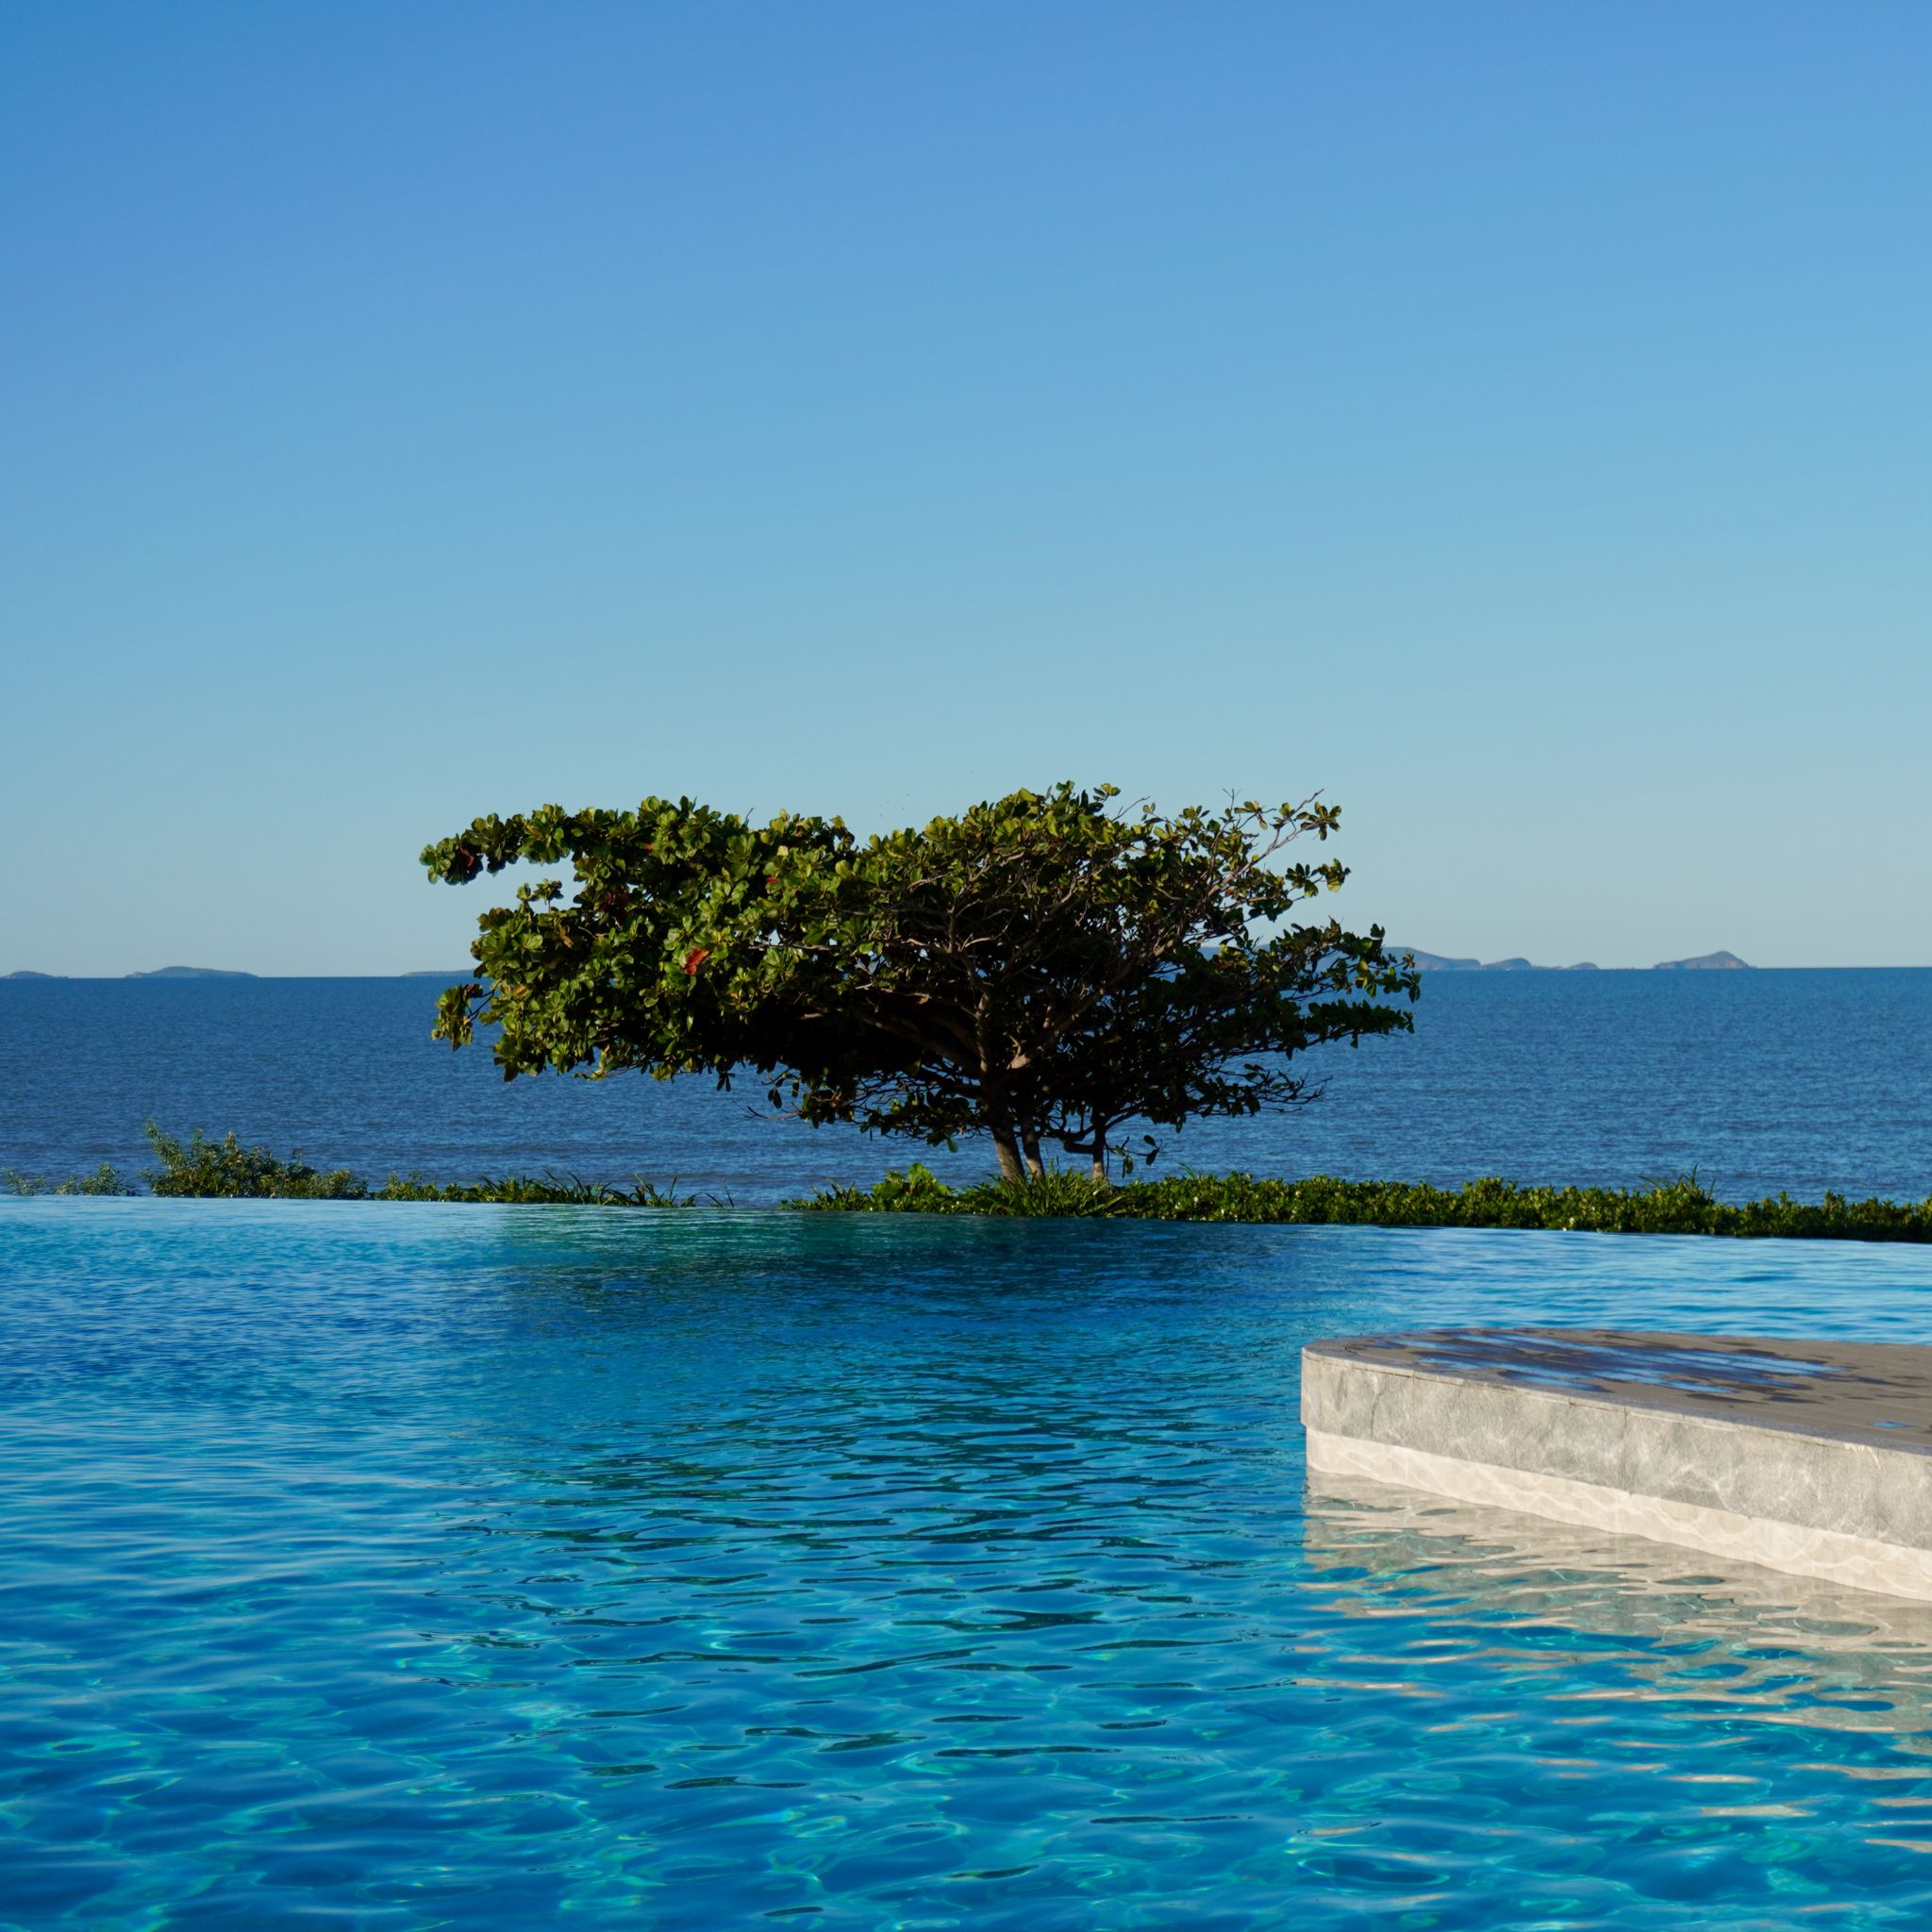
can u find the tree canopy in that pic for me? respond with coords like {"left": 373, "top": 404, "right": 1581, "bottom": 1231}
{"left": 422, "top": 783, "right": 1418, "bottom": 1180}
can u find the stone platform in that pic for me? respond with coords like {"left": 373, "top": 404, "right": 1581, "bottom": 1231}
{"left": 1302, "top": 1328, "right": 1932, "bottom": 1601}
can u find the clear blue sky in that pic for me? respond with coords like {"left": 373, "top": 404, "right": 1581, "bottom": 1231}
{"left": 4, "top": 3, "right": 1925, "bottom": 973}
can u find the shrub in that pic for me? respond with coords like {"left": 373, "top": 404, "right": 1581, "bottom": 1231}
{"left": 20, "top": 1125, "right": 1928, "bottom": 1244}
{"left": 790, "top": 1166, "right": 1932, "bottom": 1242}
{"left": 2, "top": 1162, "right": 136, "bottom": 1197}
{"left": 375, "top": 1173, "right": 709, "bottom": 1206}
{"left": 142, "top": 1124, "right": 366, "bottom": 1199}
{"left": 129, "top": 1125, "right": 718, "bottom": 1205}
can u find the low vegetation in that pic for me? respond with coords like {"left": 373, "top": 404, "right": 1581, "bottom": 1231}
{"left": 3, "top": 1125, "right": 714, "bottom": 1206}
{"left": 142, "top": 1125, "right": 366, "bottom": 1199}
{"left": 6, "top": 1131, "right": 1928, "bottom": 1242}
{"left": 1, "top": 1161, "right": 136, "bottom": 1197}
{"left": 791, "top": 1164, "right": 1932, "bottom": 1242}
{"left": 373, "top": 1174, "right": 710, "bottom": 1207}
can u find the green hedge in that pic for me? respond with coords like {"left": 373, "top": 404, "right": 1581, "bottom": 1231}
{"left": 2, "top": 1126, "right": 711, "bottom": 1204}
{"left": 789, "top": 1163, "right": 1932, "bottom": 1241}
{"left": 7, "top": 1129, "right": 1930, "bottom": 1242}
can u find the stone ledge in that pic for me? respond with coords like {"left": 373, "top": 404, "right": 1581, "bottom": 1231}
{"left": 1301, "top": 1329, "right": 1932, "bottom": 1602}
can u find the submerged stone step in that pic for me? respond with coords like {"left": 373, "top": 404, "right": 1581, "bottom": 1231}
{"left": 1301, "top": 1328, "right": 1932, "bottom": 1601}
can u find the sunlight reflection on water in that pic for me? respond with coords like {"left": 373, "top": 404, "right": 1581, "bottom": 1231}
{"left": 7, "top": 1202, "right": 1932, "bottom": 1927}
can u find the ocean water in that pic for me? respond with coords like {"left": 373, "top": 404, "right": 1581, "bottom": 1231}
{"left": 2, "top": 971, "right": 1929, "bottom": 1203}
{"left": 8, "top": 1202, "right": 1932, "bottom": 1928}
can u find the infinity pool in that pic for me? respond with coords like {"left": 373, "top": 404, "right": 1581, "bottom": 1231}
{"left": 8, "top": 1201, "right": 1932, "bottom": 1929}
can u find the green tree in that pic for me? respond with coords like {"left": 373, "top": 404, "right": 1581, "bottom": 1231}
{"left": 423, "top": 784, "right": 1418, "bottom": 1181}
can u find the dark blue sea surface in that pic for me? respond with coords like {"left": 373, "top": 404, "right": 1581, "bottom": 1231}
{"left": 3, "top": 972, "right": 1928, "bottom": 1201}
{"left": 8, "top": 1203, "right": 1932, "bottom": 1928}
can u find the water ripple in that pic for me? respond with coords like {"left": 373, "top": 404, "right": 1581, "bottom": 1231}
{"left": 7, "top": 1202, "right": 1932, "bottom": 1926}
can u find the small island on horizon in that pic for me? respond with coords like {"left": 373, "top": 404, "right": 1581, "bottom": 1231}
{"left": 3, "top": 967, "right": 480, "bottom": 980}
{"left": 125, "top": 966, "right": 259, "bottom": 980}
{"left": 1398, "top": 948, "right": 1753, "bottom": 973}
{"left": 0, "top": 966, "right": 266, "bottom": 981}
{"left": 22, "top": 951, "right": 1925, "bottom": 980}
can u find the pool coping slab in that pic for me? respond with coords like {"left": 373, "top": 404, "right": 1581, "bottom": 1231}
{"left": 1301, "top": 1327, "right": 1932, "bottom": 1602}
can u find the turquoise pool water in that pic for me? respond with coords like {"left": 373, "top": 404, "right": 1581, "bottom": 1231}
{"left": 8, "top": 1203, "right": 1932, "bottom": 1928}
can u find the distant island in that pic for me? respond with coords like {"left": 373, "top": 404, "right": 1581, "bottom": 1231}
{"left": 124, "top": 966, "right": 258, "bottom": 979}
{"left": 8, "top": 967, "right": 473, "bottom": 979}
{"left": 1652, "top": 950, "right": 1752, "bottom": 971}
{"left": 0, "top": 950, "right": 1771, "bottom": 981}
{"left": 1398, "top": 948, "right": 1749, "bottom": 973}
{"left": 1397, "top": 949, "right": 1600, "bottom": 973}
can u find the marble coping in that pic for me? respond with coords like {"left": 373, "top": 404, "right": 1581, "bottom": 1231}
{"left": 1301, "top": 1328, "right": 1932, "bottom": 1601}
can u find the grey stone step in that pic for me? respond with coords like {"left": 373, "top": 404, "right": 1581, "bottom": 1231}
{"left": 1302, "top": 1328, "right": 1932, "bottom": 1600}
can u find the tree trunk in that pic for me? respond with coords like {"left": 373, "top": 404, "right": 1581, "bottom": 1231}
{"left": 1021, "top": 1126, "right": 1044, "bottom": 1178}
{"left": 991, "top": 1126, "right": 1024, "bottom": 1183}
{"left": 1089, "top": 1119, "right": 1109, "bottom": 1186}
